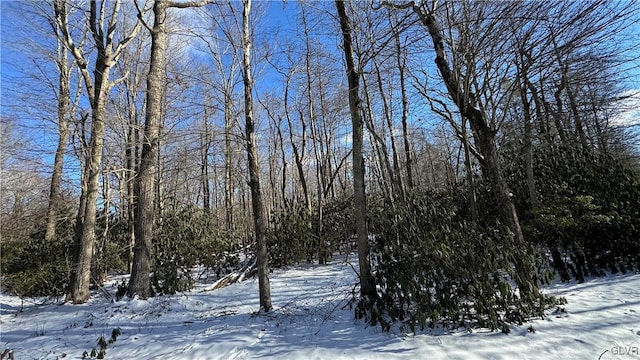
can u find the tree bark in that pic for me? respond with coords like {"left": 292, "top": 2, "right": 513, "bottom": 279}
{"left": 71, "top": 86, "right": 109, "bottom": 303}
{"left": 372, "top": 58, "right": 404, "bottom": 197}
{"left": 551, "top": 36, "right": 589, "bottom": 149}
{"left": 201, "top": 109, "right": 211, "bottom": 212}
{"left": 128, "top": 0, "right": 170, "bottom": 299}
{"left": 461, "top": 118, "right": 478, "bottom": 223}
{"left": 316, "top": 66, "right": 336, "bottom": 199}
{"left": 217, "top": 22, "right": 241, "bottom": 229}
{"left": 392, "top": 20, "right": 414, "bottom": 190}
{"left": 522, "top": 92, "right": 538, "bottom": 208}
{"left": 69, "top": 156, "right": 88, "bottom": 300}
{"left": 45, "top": 33, "right": 72, "bottom": 242}
{"left": 283, "top": 74, "right": 310, "bottom": 211}
{"left": 224, "top": 92, "right": 235, "bottom": 231}
{"left": 361, "top": 72, "right": 394, "bottom": 201}
{"left": 299, "top": 6, "right": 328, "bottom": 262}
{"left": 335, "top": 0, "right": 376, "bottom": 299}
{"left": 242, "top": 0, "right": 272, "bottom": 312}
{"left": 128, "top": 0, "right": 211, "bottom": 299}
{"left": 126, "top": 87, "right": 140, "bottom": 274}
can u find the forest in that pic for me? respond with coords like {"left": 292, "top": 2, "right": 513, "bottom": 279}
{"left": 1, "top": 0, "right": 640, "bottom": 341}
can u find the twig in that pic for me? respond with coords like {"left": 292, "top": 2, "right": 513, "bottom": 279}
{"left": 345, "top": 258, "right": 360, "bottom": 278}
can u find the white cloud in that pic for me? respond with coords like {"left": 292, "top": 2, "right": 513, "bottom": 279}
{"left": 611, "top": 89, "right": 640, "bottom": 128}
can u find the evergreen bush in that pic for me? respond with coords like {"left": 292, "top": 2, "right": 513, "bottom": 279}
{"left": 267, "top": 196, "right": 354, "bottom": 267}
{"left": 92, "top": 215, "right": 130, "bottom": 283}
{"left": 152, "top": 208, "right": 234, "bottom": 294}
{"left": 267, "top": 202, "right": 315, "bottom": 267}
{"left": 360, "top": 189, "right": 556, "bottom": 332}
{"left": 1, "top": 238, "right": 71, "bottom": 298}
{"left": 505, "top": 144, "right": 640, "bottom": 280}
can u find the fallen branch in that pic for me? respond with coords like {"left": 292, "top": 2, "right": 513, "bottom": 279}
{"left": 1, "top": 348, "right": 14, "bottom": 360}
{"left": 201, "top": 257, "right": 257, "bottom": 292}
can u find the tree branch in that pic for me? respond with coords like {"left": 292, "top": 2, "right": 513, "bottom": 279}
{"left": 373, "top": 0, "right": 414, "bottom": 11}
{"left": 134, "top": 0, "right": 154, "bottom": 33}
{"left": 167, "top": 0, "right": 215, "bottom": 9}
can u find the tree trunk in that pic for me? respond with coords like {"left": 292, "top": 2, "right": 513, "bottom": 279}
{"left": 201, "top": 111, "right": 211, "bottom": 212}
{"left": 126, "top": 99, "right": 139, "bottom": 273}
{"left": 565, "top": 82, "right": 589, "bottom": 149}
{"left": 393, "top": 22, "right": 414, "bottom": 190}
{"left": 128, "top": 0, "right": 210, "bottom": 298}
{"left": 461, "top": 118, "right": 478, "bottom": 223}
{"left": 335, "top": 0, "right": 376, "bottom": 299}
{"left": 316, "top": 70, "right": 336, "bottom": 199}
{"left": 96, "top": 169, "right": 111, "bottom": 283}
{"left": 515, "top": 55, "right": 538, "bottom": 208}
{"left": 551, "top": 36, "right": 588, "bottom": 149}
{"left": 300, "top": 5, "right": 329, "bottom": 262}
{"left": 591, "top": 101, "right": 608, "bottom": 154}
{"left": 523, "top": 96, "right": 538, "bottom": 208}
{"left": 523, "top": 66, "right": 553, "bottom": 146}
{"left": 552, "top": 85, "right": 570, "bottom": 144}
{"left": 70, "top": 86, "right": 109, "bottom": 303}
{"left": 361, "top": 72, "right": 394, "bottom": 201}
{"left": 372, "top": 58, "right": 404, "bottom": 198}
{"left": 242, "top": 0, "right": 272, "bottom": 312}
{"left": 412, "top": 3, "right": 539, "bottom": 300}
{"left": 45, "top": 39, "right": 72, "bottom": 242}
{"left": 224, "top": 93, "right": 235, "bottom": 231}
{"left": 69, "top": 158, "right": 88, "bottom": 300}
{"left": 55, "top": 0, "right": 142, "bottom": 304}
{"left": 284, "top": 75, "right": 310, "bottom": 211}
{"left": 128, "top": 0, "right": 171, "bottom": 299}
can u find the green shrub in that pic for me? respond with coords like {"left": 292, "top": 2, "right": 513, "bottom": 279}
{"left": 267, "top": 202, "right": 315, "bottom": 267}
{"left": 526, "top": 193, "right": 640, "bottom": 281}
{"left": 1, "top": 238, "right": 71, "bottom": 298}
{"left": 505, "top": 144, "right": 640, "bottom": 280}
{"left": 152, "top": 208, "right": 234, "bottom": 294}
{"left": 92, "top": 215, "right": 130, "bottom": 284}
{"left": 267, "top": 196, "right": 354, "bottom": 267}
{"left": 360, "top": 189, "right": 555, "bottom": 332}
{"left": 318, "top": 195, "right": 355, "bottom": 258}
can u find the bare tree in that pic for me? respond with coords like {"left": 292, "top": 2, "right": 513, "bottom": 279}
{"left": 241, "top": 0, "right": 272, "bottom": 312}
{"left": 390, "top": 10, "right": 414, "bottom": 190}
{"left": 193, "top": 3, "right": 245, "bottom": 232}
{"left": 54, "top": 0, "right": 143, "bottom": 304}
{"left": 382, "top": 0, "right": 541, "bottom": 299}
{"left": 128, "top": 0, "right": 211, "bottom": 299}
{"left": 110, "top": 33, "right": 148, "bottom": 273}
{"left": 0, "top": 118, "right": 51, "bottom": 243}
{"left": 335, "top": 0, "right": 376, "bottom": 299}
{"left": 44, "top": 14, "right": 81, "bottom": 242}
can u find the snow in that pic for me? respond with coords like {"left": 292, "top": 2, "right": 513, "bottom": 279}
{"left": 1, "top": 255, "right": 639, "bottom": 360}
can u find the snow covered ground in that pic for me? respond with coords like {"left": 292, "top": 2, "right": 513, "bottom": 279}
{"left": 1, "top": 254, "right": 639, "bottom": 359}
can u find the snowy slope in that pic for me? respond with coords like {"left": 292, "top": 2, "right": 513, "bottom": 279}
{"left": 1, "top": 255, "right": 639, "bottom": 359}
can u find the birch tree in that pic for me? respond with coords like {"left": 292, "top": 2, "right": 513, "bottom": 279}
{"left": 54, "top": 0, "right": 143, "bottom": 304}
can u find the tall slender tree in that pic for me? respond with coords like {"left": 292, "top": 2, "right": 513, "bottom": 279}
{"left": 411, "top": 0, "right": 540, "bottom": 299}
{"left": 45, "top": 7, "right": 80, "bottom": 242}
{"left": 241, "top": 0, "right": 272, "bottom": 312}
{"left": 128, "top": 0, "right": 211, "bottom": 299}
{"left": 335, "top": 0, "right": 376, "bottom": 299}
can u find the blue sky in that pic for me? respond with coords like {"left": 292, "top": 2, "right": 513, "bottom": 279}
{"left": 1, "top": 0, "right": 639, "bottom": 173}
